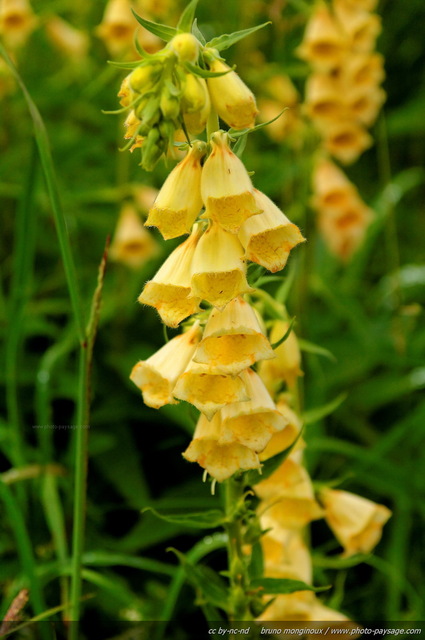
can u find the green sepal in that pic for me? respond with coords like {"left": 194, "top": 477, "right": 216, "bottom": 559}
{"left": 131, "top": 9, "right": 178, "bottom": 42}
{"left": 248, "top": 541, "right": 264, "bottom": 580}
{"left": 303, "top": 393, "right": 347, "bottom": 425}
{"left": 245, "top": 431, "right": 303, "bottom": 486}
{"left": 232, "top": 133, "right": 247, "bottom": 158}
{"left": 192, "top": 19, "right": 206, "bottom": 45}
{"left": 251, "top": 578, "right": 330, "bottom": 595}
{"left": 107, "top": 60, "right": 143, "bottom": 69}
{"left": 133, "top": 29, "right": 156, "bottom": 59}
{"left": 168, "top": 548, "right": 230, "bottom": 612}
{"left": 229, "top": 108, "right": 288, "bottom": 138}
{"left": 271, "top": 316, "right": 296, "bottom": 350}
{"left": 184, "top": 61, "right": 234, "bottom": 78}
{"left": 206, "top": 22, "right": 271, "bottom": 52}
{"left": 298, "top": 338, "right": 336, "bottom": 362}
{"left": 177, "top": 0, "right": 199, "bottom": 33}
{"left": 143, "top": 507, "right": 225, "bottom": 528}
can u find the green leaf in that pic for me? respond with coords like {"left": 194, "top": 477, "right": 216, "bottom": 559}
{"left": 184, "top": 61, "right": 233, "bottom": 78}
{"left": 271, "top": 317, "right": 296, "bottom": 350}
{"left": 168, "top": 548, "right": 230, "bottom": 612}
{"left": 303, "top": 393, "right": 348, "bottom": 425}
{"left": 229, "top": 108, "right": 288, "bottom": 139}
{"left": 143, "top": 507, "right": 225, "bottom": 528}
{"left": 106, "top": 60, "right": 142, "bottom": 69}
{"left": 233, "top": 133, "right": 247, "bottom": 158}
{"left": 298, "top": 338, "right": 336, "bottom": 362}
{"left": 192, "top": 19, "right": 206, "bottom": 45}
{"left": 251, "top": 578, "right": 330, "bottom": 595}
{"left": 206, "top": 22, "right": 271, "bottom": 52}
{"left": 133, "top": 29, "right": 156, "bottom": 59}
{"left": 131, "top": 9, "right": 178, "bottom": 42}
{"left": 177, "top": 0, "right": 199, "bottom": 33}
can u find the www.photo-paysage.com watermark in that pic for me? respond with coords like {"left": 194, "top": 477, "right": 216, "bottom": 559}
{"left": 32, "top": 424, "right": 90, "bottom": 430}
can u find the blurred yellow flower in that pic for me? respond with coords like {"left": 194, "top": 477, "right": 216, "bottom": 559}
{"left": 110, "top": 203, "right": 159, "bottom": 269}
{"left": 130, "top": 322, "right": 202, "bottom": 409}
{"left": 45, "top": 16, "right": 89, "bottom": 60}
{"left": 261, "top": 528, "right": 312, "bottom": 582}
{"left": 312, "top": 157, "right": 357, "bottom": 210}
{"left": 238, "top": 189, "right": 305, "bottom": 273}
{"left": 201, "top": 131, "right": 261, "bottom": 233}
{"left": 258, "top": 320, "right": 303, "bottom": 394}
{"left": 183, "top": 412, "right": 261, "bottom": 482}
{"left": 138, "top": 224, "right": 202, "bottom": 327}
{"left": 206, "top": 59, "right": 258, "bottom": 130}
{"left": 321, "top": 488, "right": 391, "bottom": 557}
{"left": 193, "top": 296, "right": 274, "bottom": 376}
{"left": 317, "top": 194, "right": 373, "bottom": 260}
{"left": 259, "top": 401, "right": 302, "bottom": 461}
{"left": 0, "top": 0, "right": 38, "bottom": 49}
{"left": 145, "top": 141, "right": 206, "bottom": 240}
{"left": 334, "top": 1, "right": 381, "bottom": 52}
{"left": 321, "top": 120, "right": 372, "bottom": 164}
{"left": 304, "top": 73, "right": 345, "bottom": 122}
{"left": 182, "top": 74, "right": 211, "bottom": 135}
{"left": 95, "top": 0, "right": 134, "bottom": 56}
{"left": 296, "top": 5, "right": 346, "bottom": 70}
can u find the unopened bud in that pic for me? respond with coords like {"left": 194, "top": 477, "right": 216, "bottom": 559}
{"left": 182, "top": 73, "right": 207, "bottom": 113}
{"left": 207, "top": 58, "right": 258, "bottom": 130}
{"left": 170, "top": 33, "right": 199, "bottom": 63}
{"left": 130, "top": 63, "right": 160, "bottom": 94}
{"left": 160, "top": 92, "right": 180, "bottom": 120}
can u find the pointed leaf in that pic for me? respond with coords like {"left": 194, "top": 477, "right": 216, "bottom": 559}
{"left": 192, "top": 19, "right": 206, "bottom": 45}
{"left": 233, "top": 133, "right": 247, "bottom": 158}
{"left": 251, "top": 577, "right": 330, "bottom": 595}
{"left": 298, "top": 338, "right": 336, "bottom": 362}
{"left": 143, "top": 507, "right": 225, "bottom": 528}
{"left": 107, "top": 60, "right": 143, "bottom": 69}
{"left": 303, "top": 393, "right": 348, "bottom": 425}
{"left": 206, "top": 22, "right": 271, "bottom": 52}
{"left": 177, "top": 0, "right": 199, "bottom": 33}
{"left": 131, "top": 9, "right": 178, "bottom": 42}
{"left": 184, "top": 61, "right": 233, "bottom": 78}
{"left": 229, "top": 108, "right": 288, "bottom": 138}
{"left": 134, "top": 29, "right": 156, "bottom": 59}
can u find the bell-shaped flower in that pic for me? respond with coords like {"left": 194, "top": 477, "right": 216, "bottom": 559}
{"left": 341, "top": 52, "right": 385, "bottom": 88}
{"left": 304, "top": 73, "right": 345, "bottom": 121}
{"left": 201, "top": 132, "right": 261, "bottom": 233}
{"left": 256, "top": 457, "right": 324, "bottom": 530}
{"left": 193, "top": 296, "right": 274, "bottom": 376}
{"left": 219, "top": 369, "right": 287, "bottom": 453}
{"left": 261, "top": 528, "right": 312, "bottom": 584}
{"left": 182, "top": 74, "right": 211, "bottom": 135}
{"left": 130, "top": 323, "right": 202, "bottom": 409}
{"left": 318, "top": 195, "right": 373, "bottom": 261}
{"left": 238, "top": 190, "right": 305, "bottom": 273}
{"left": 259, "top": 401, "right": 303, "bottom": 461}
{"left": 45, "top": 16, "right": 89, "bottom": 60}
{"left": 346, "top": 85, "right": 386, "bottom": 126}
{"left": 206, "top": 59, "right": 258, "bottom": 130}
{"left": 0, "top": 0, "right": 38, "bottom": 49}
{"left": 312, "top": 157, "right": 357, "bottom": 210}
{"left": 322, "top": 120, "right": 372, "bottom": 164}
{"left": 182, "top": 412, "right": 261, "bottom": 482}
{"left": 191, "top": 223, "right": 252, "bottom": 309}
{"left": 145, "top": 142, "right": 206, "bottom": 240}
{"left": 110, "top": 203, "right": 159, "bottom": 269}
{"left": 296, "top": 5, "right": 346, "bottom": 70}
{"left": 334, "top": 1, "right": 381, "bottom": 52}
{"left": 173, "top": 362, "right": 249, "bottom": 421}
{"left": 258, "top": 320, "right": 303, "bottom": 394}
{"left": 320, "top": 489, "right": 391, "bottom": 557}
{"left": 138, "top": 224, "right": 202, "bottom": 327}
{"left": 95, "top": 0, "right": 134, "bottom": 56}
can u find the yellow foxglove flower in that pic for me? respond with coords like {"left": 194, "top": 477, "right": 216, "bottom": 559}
{"left": 0, "top": 0, "right": 38, "bottom": 49}
{"left": 312, "top": 157, "right": 357, "bottom": 210}
{"left": 341, "top": 52, "right": 385, "bottom": 88}
{"left": 193, "top": 296, "right": 274, "bottom": 376}
{"left": 320, "top": 489, "right": 391, "bottom": 557}
{"left": 322, "top": 120, "right": 372, "bottom": 165}
{"left": 258, "top": 591, "right": 316, "bottom": 622}
{"left": 130, "top": 323, "right": 202, "bottom": 409}
{"left": 123, "top": 110, "right": 143, "bottom": 150}
{"left": 259, "top": 401, "right": 302, "bottom": 461}
{"left": 132, "top": 185, "right": 158, "bottom": 212}
{"left": 335, "top": 0, "right": 377, "bottom": 11}
{"left": 296, "top": 5, "right": 346, "bottom": 70}
{"left": 262, "top": 529, "right": 312, "bottom": 583}
{"left": 346, "top": 86, "right": 386, "bottom": 126}
{"left": 304, "top": 73, "right": 345, "bottom": 121}
{"left": 145, "top": 142, "right": 206, "bottom": 240}
{"left": 238, "top": 190, "right": 305, "bottom": 273}
{"left": 191, "top": 223, "right": 252, "bottom": 310}
{"left": 258, "top": 320, "right": 303, "bottom": 394}
{"left": 110, "top": 203, "right": 159, "bottom": 269}
{"left": 206, "top": 59, "right": 258, "bottom": 130}
{"left": 138, "top": 224, "right": 202, "bottom": 327}
{"left": 182, "top": 74, "right": 211, "bottom": 135}
{"left": 95, "top": 0, "right": 134, "bottom": 56}
{"left": 308, "top": 600, "right": 351, "bottom": 622}
{"left": 173, "top": 363, "right": 249, "bottom": 421}
{"left": 219, "top": 369, "right": 287, "bottom": 453}
{"left": 45, "top": 16, "right": 89, "bottom": 60}
{"left": 256, "top": 457, "right": 324, "bottom": 530}
{"left": 169, "top": 33, "right": 199, "bottom": 63}
{"left": 201, "top": 132, "right": 262, "bottom": 233}
{"left": 334, "top": 2, "right": 381, "bottom": 52}
{"left": 183, "top": 412, "right": 261, "bottom": 482}
{"left": 318, "top": 196, "right": 373, "bottom": 260}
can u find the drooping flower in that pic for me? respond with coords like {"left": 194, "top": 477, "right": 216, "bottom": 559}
{"left": 334, "top": 1, "right": 381, "bottom": 53}
{"left": 95, "top": 0, "right": 134, "bottom": 56}
{"left": 321, "top": 120, "right": 372, "bottom": 164}
{"left": 110, "top": 203, "right": 159, "bottom": 269}
{"left": 312, "top": 157, "right": 358, "bottom": 210}
{"left": 145, "top": 141, "right": 206, "bottom": 240}
{"left": 45, "top": 16, "right": 89, "bottom": 60}
{"left": 138, "top": 223, "right": 202, "bottom": 327}
{"left": 193, "top": 296, "right": 275, "bottom": 376}
{"left": 191, "top": 223, "right": 253, "bottom": 310}
{"left": 304, "top": 73, "right": 345, "bottom": 122}
{"left": 259, "top": 401, "right": 303, "bottom": 461}
{"left": 182, "top": 412, "right": 261, "bottom": 482}
{"left": 181, "top": 73, "right": 211, "bottom": 135}
{"left": 320, "top": 488, "right": 391, "bottom": 557}
{"left": 0, "top": 0, "right": 38, "bottom": 49}
{"left": 296, "top": 5, "right": 346, "bottom": 70}
{"left": 130, "top": 322, "right": 202, "bottom": 409}
{"left": 200, "top": 132, "right": 262, "bottom": 233}
{"left": 258, "top": 320, "right": 303, "bottom": 394}
{"left": 206, "top": 59, "right": 258, "bottom": 130}
{"left": 238, "top": 189, "right": 305, "bottom": 273}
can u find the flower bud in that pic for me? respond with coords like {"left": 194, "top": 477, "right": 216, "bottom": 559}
{"left": 193, "top": 297, "right": 274, "bottom": 376}
{"left": 207, "top": 59, "right": 258, "bottom": 130}
{"left": 130, "top": 323, "right": 202, "bottom": 408}
{"left": 130, "top": 63, "right": 161, "bottom": 94}
{"left": 145, "top": 141, "right": 205, "bottom": 240}
{"left": 182, "top": 73, "right": 208, "bottom": 113}
{"left": 191, "top": 223, "right": 253, "bottom": 310}
{"left": 138, "top": 224, "right": 203, "bottom": 327}
{"left": 238, "top": 190, "right": 305, "bottom": 273}
{"left": 201, "top": 132, "right": 262, "bottom": 233}
{"left": 170, "top": 32, "right": 199, "bottom": 62}
{"left": 160, "top": 91, "right": 180, "bottom": 120}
